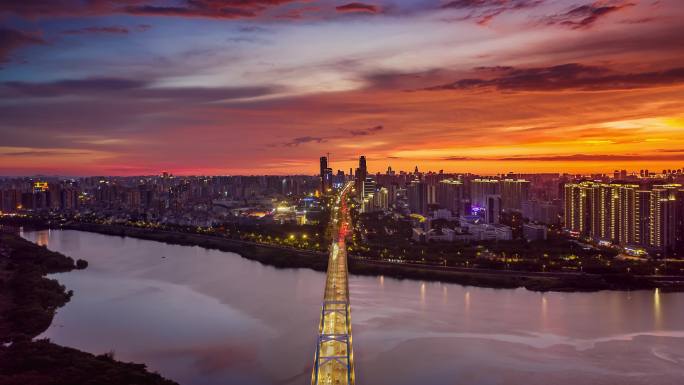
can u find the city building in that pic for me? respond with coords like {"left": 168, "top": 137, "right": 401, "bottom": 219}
{"left": 500, "top": 179, "right": 530, "bottom": 211}
{"left": 523, "top": 223, "right": 548, "bottom": 241}
{"left": 435, "top": 179, "right": 464, "bottom": 216}
{"left": 485, "top": 194, "right": 502, "bottom": 224}
{"left": 471, "top": 179, "right": 500, "bottom": 208}
{"left": 408, "top": 180, "right": 428, "bottom": 215}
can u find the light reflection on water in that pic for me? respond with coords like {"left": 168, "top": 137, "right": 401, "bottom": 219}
{"left": 22, "top": 229, "right": 684, "bottom": 385}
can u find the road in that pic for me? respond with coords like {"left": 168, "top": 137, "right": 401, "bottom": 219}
{"left": 311, "top": 182, "right": 355, "bottom": 385}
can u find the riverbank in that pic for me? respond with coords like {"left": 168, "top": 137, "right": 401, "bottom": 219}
{"left": 0, "top": 230, "right": 178, "bottom": 385}
{"left": 51, "top": 222, "right": 684, "bottom": 292}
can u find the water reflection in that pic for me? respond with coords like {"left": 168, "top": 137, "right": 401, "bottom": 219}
{"left": 36, "top": 228, "right": 50, "bottom": 246}
{"left": 541, "top": 294, "right": 548, "bottom": 330}
{"left": 464, "top": 290, "right": 471, "bottom": 317}
{"left": 654, "top": 288, "right": 662, "bottom": 330}
{"left": 21, "top": 230, "right": 684, "bottom": 385}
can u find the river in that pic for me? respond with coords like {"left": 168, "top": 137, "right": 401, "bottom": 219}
{"left": 22, "top": 229, "right": 684, "bottom": 385}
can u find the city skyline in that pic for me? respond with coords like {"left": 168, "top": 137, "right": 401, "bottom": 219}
{"left": 1, "top": 0, "right": 683, "bottom": 176}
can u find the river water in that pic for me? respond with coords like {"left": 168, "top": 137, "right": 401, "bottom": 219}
{"left": 22, "top": 229, "right": 684, "bottom": 385}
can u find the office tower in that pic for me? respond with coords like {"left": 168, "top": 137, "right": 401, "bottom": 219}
{"left": 501, "top": 179, "right": 530, "bottom": 211}
{"left": 356, "top": 156, "right": 368, "bottom": 199}
{"left": 436, "top": 179, "right": 464, "bottom": 216}
{"left": 485, "top": 195, "right": 502, "bottom": 224}
{"left": 363, "top": 177, "right": 376, "bottom": 200}
{"left": 359, "top": 156, "right": 367, "bottom": 177}
{"left": 319, "top": 156, "right": 327, "bottom": 191}
{"left": 319, "top": 156, "right": 333, "bottom": 193}
{"left": 471, "top": 179, "right": 500, "bottom": 208}
{"left": 408, "top": 180, "right": 428, "bottom": 215}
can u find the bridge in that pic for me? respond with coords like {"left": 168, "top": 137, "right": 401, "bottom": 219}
{"left": 311, "top": 182, "right": 355, "bottom": 385}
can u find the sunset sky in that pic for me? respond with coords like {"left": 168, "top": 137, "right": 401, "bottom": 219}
{"left": 1, "top": 0, "right": 683, "bottom": 176}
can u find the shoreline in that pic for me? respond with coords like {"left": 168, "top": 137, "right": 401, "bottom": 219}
{"left": 40, "top": 222, "right": 684, "bottom": 293}
{"left": 0, "top": 229, "right": 178, "bottom": 385}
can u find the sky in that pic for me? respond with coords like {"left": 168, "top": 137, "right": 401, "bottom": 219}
{"left": 1, "top": 0, "right": 683, "bottom": 176}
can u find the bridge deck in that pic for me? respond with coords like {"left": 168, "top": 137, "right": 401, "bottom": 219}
{"left": 312, "top": 182, "right": 355, "bottom": 385}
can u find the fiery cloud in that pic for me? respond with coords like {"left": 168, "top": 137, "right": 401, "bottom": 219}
{"left": 0, "top": 0, "right": 683, "bottom": 175}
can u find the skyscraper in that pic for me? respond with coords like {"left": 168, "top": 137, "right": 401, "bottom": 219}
{"left": 356, "top": 156, "right": 368, "bottom": 199}
{"left": 319, "top": 156, "right": 332, "bottom": 193}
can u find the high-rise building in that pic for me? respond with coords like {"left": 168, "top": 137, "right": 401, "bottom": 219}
{"left": 372, "top": 187, "right": 389, "bottom": 212}
{"left": 636, "top": 190, "right": 651, "bottom": 246}
{"left": 617, "top": 185, "right": 638, "bottom": 245}
{"left": 564, "top": 182, "right": 591, "bottom": 235}
{"left": 471, "top": 179, "right": 500, "bottom": 208}
{"left": 319, "top": 156, "right": 333, "bottom": 193}
{"left": 408, "top": 180, "right": 428, "bottom": 215}
{"left": 436, "top": 179, "right": 464, "bottom": 216}
{"left": 522, "top": 200, "right": 562, "bottom": 224}
{"left": 356, "top": 156, "right": 368, "bottom": 199}
{"left": 1, "top": 189, "right": 21, "bottom": 212}
{"left": 676, "top": 189, "right": 684, "bottom": 257}
{"left": 564, "top": 181, "right": 638, "bottom": 243}
{"left": 501, "top": 179, "right": 530, "bottom": 211}
{"left": 650, "top": 184, "right": 681, "bottom": 255}
{"left": 485, "top": 195, "right": 502, "bottom": 224}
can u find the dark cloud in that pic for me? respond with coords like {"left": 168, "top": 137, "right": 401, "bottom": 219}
{"left": 442, "top": 0, "right": 540, "bottom": 9}
{"left": 0, "top": 0, "right": 297, "bottom": 19}
{"left": 425, "top": 63, "right": 684, "bottom": 92}
{"left": 0, "top": 27, "right": 45, "bottom": 64}
{"left": 123, "top": 4, "right": 256, "bottom": 18}
{"left": 60, "top": 24, "right": 151, "bottom": 35}
{"left": 61, "top": 26, "right": 131, "bottom": 35}
{"left": 543, "top": 1, "right": 636, "bottom": 29}
{"left": 125, "top": 1, "right": 304, "bottom": 19}
{"left": 1, "top": 77, "right": 280, "bottom": 102}
{"left": 349, "top": 125, "right": 384, "bottom": 136}
{"left": 275, "top": 5, "right": 321, "bottom": 19}
{"left": 442, "top": 0, "right": 544, "bottom": 25}
{"left": 2, "top": 78, "right": 147, "bottom": 96}
{"left": 424, "top": 153, "right": 684, "bottom": 162}
{"left": 284, "top": 136, "right": 326, "bottom": 146}
{"left": 497, "top": 153, "right": 684, "bottom": 161}
{"left": 2, "top": 150, "right": 91, "bottom": 157}
{"left": 0, "top": 0, "right": 140, "bottom": 18}
{"left": 335, "top": 2, "right": 379, "bottom": 13}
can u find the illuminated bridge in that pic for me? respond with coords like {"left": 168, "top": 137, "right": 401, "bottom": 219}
{"left": 311, "top": 182, "right": 355, "bottom": 385}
